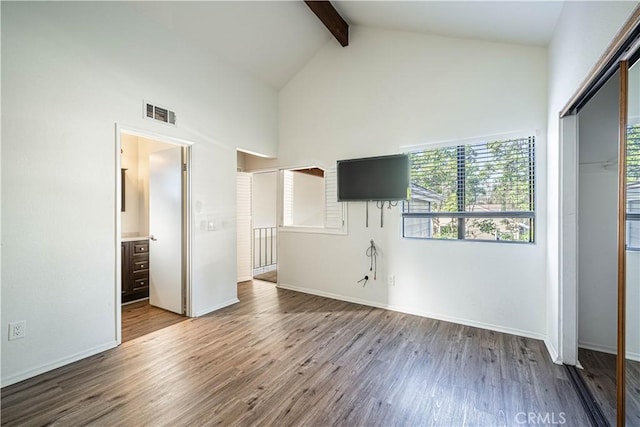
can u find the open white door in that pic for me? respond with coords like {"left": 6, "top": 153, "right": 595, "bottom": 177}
{"left": 149, "top": 146, "right": 183, "bottom": 314}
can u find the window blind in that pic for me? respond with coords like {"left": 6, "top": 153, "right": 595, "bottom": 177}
{"left": 403, "top": 136, "right": 535, "bottom": 242}
{"left": 324, "top": 166, "right": 345, "bottom": 229}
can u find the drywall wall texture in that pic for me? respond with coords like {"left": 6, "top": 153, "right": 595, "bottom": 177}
{"left": 546, "top": 1, "right": 638, "bottom": 362}
{"left": 291, "top": 172, "right": 324, "bottom": 227}
{"left": 252, "top": 172, "right": 277, "bottom": 229}
{"left": 121, "top": 133, "right": 141, "bottom": 234}
{"left": 1, "top": 2, "right": 277, "bottom": 386}
{"left": 250, "top": 26, "right": 548, "bottom": 338}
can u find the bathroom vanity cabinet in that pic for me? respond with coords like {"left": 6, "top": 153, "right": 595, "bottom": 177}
{"left": 121, "top": 239, "right": 149, "bottom": 303}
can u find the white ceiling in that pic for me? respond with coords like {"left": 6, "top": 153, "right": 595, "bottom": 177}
{"left": 130, "top": 1, "right": 564, "bottom": 90}
{"left": 334, "top": 1, "right": 564, "bottom": 47}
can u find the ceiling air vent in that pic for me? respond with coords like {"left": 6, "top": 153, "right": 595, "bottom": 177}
{"left": 144, "top": 101, "right": 176, "bottom": 126}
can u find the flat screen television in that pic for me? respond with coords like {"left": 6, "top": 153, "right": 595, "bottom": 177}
{"left": 337, "top": 154, "right": 409, "bottom": 201}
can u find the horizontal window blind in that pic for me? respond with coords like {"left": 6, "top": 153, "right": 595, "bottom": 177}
{"left": 626, "top": 125, "right": 640, "bottom": 249}
{"left": 403, "top": 136, "right": 535, "bottom": 243}
{"left": 282, "top": 170, "right": 294, "bottom": 226}
{"left": 627, "top": 125, "right": 640, "bottom": 211}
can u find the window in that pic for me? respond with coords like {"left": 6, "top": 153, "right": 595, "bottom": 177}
{"left": 282, "top": 168, "right": 325, "bottom": 227}
{"left": 280, "top": 166, "right": 346, "bottom": 233}
{"left": 402, "top": 136, "right": 535, "bottom": 243}
{"left": 627, "top": 125, "right": 640, "bottom": 250}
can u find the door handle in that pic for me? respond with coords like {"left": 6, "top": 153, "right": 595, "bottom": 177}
{"left": 150, "top": 235, "right": 157, "bottom": 241}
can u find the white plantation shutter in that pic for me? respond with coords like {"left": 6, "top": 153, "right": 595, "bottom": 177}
{"left": 282, "top": 170, "right": 294, "bottom": 226}
{"left": 324, "top": 167, "right": 344, "bottom": 229}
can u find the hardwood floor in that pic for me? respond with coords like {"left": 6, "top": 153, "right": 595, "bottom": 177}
{"left": 122, "top": 299, "right": 186, "bottom": 343}
{"left": 2, "top": 281, "right": 589, "bottom": 426}
{"left": 578, "top": 347, "right": 640, "bottom": 426}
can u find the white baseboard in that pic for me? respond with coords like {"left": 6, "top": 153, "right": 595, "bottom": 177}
{"left": 544, "top": 339, "right": 562, "bottom": 365}
{"left": 579, "top": 341, "right": 640, "bottom": 362}
{"left": 276, "top": 283, "right": 545, "bottom": 341}
{"left": 122, "top": 297, "right": 149, "bottom": 306}
{"left": 1, "top": 340, "right": 118, "bottom": 388}
{"left": 193, "top": 298, "right": 240, "bottom": 317}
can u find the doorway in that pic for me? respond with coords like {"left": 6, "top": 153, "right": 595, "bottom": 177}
{"left": 251, "top": 171, "right": 278, "bottom": 283}
{"left": 236, "top": 150, "right": 279, "bottom": 285}
{"left": 117, "top": 128, "right": 191, "bottom": 344}
{"left": 574, "top": 70, "right": 620, "bottom": 425}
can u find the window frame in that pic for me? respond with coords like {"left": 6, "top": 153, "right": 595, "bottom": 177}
{"left": 278, "top": 165, "right": 348, "bottom": 236}
{"left": 401, "top": 134, "right": 536, "bottom": 244}
{"left": 626, "top": 124, "right": 640, "bottom": 250}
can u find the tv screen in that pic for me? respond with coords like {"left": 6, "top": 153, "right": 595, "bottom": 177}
{"left": 337, "top": 154, "right": 409, "bottom": 201}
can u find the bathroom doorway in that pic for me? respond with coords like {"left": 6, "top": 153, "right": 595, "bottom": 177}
{"left": 116, "top": 128, "right": 192, "bottom": 344}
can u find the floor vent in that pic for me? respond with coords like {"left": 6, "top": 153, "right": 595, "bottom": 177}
{"left": 144, "top": 101, "right": 176, "bottom": 125}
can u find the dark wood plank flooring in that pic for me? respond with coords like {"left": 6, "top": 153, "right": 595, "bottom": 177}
{"left": 2, "top": 281, "right": 589, "bottom": 426}
{"left": 578, "top": 347, "right": 640, "bottom": 426}
{"left": 122, "top": 299, "right": 186, "bottom": 343}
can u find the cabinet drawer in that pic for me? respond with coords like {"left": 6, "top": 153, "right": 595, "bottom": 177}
{"left": 133, "top": 260, "right": 149, "bottom": 272}
{"left": 133, "top": 242, "right": 149, "bottom": 254}
{"left": 133, "top": 277, "right": 149, "bottom": 292}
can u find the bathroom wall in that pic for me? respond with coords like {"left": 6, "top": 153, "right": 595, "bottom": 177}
{"left": 121, "top": 133, "right": 141, "bottom": 235}
{"left": 120, "top": 135, "right": 174, "bottom": 237}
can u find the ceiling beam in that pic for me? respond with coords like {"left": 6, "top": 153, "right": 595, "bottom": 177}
{"left": 304, "top": 1, "right": 349, "bottom": 47}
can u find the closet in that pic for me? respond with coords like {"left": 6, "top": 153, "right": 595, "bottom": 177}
{"left": 564, "top": 14, "right": 640, "bottom": 425}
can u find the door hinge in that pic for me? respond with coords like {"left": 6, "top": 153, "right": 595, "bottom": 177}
{"left": 183, "top": 163, "right": 187, "bottom": 172}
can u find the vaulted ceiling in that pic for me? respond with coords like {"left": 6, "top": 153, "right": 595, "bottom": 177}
{"left": 130, "top": 1, "right": 564, "bottom": 90}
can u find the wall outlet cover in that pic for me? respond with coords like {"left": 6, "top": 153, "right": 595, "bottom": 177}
{"left": 8, "top": 320, "right": 26, "bottom": 340}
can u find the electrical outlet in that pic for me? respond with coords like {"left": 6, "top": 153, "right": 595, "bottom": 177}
{"left": 387, "top": 275, "right": 395, "bottom": 286}
{"left": 8, "top": 321, "right": 26, "bottom": 341}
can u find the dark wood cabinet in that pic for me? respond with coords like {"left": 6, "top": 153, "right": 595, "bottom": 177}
{"left": 122, "top": 239, "right": 149, "bottom": 303}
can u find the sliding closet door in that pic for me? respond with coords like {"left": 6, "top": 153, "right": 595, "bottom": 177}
{"left": 623, "top": 59, "right": 640, "bottom": 427}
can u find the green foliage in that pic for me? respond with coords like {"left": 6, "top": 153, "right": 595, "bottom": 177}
{"left": 408, "top": 137, "right": 534, "bottom": 242}
{"left": 627, "top": 125, "right": 640, "bottom": 184}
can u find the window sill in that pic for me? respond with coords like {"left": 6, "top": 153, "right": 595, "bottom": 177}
{"left": 402, "top": 236, "right": 535, "bottom": 245}
{"left": 279, "top": 225, "right": 347, "bottom": 236}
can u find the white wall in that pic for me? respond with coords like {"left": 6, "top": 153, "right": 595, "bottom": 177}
{"left": 137, "top": 137, "right": 176, "bottom": 236}
{"left": 547, "top": 1, "right": 638, "bottom": 362}
{"left": 577, "top": 73, "right": 619, "bottom": 355}
{"left": 250, "top": 26, "right": 548, "bottom": 339}
{"left": 252, "top": 172, "right": 277, "bottom": 229}
{"left": 626, "top": 252, "right": 640, "bottom": 359}
{"left": 120, "top": 135, "right": 175, "bottom": 236}
{"left": 1, "top": 2, "right": 277, "bottom": 386}
{"left": 121, "top": 133, "right": 141, "bottom": 235}
{"left": 292, "top": 172, "right": 324, "bottom": 227}
{"left": 237, "top": 151, "right": 247, "bottom": 172}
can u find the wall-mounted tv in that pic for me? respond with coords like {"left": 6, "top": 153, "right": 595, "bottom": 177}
{"left": 337, "top": 154, "right": 410, "bottom": 201}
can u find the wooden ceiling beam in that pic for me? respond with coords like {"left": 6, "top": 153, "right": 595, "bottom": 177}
{"left": 304, "top": 1, "right": 349, "bottom": 47}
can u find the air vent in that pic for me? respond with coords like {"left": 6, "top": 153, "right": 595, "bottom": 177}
{"left": 143, "top": 101, "right": 176, "bottom": 125}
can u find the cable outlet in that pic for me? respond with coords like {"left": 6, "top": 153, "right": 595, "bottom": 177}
{"left": 8, "top": 320, "right": 26, "bottom": 340}
{"left": 387, "top": 275, "right": 395, "bottom": 286}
